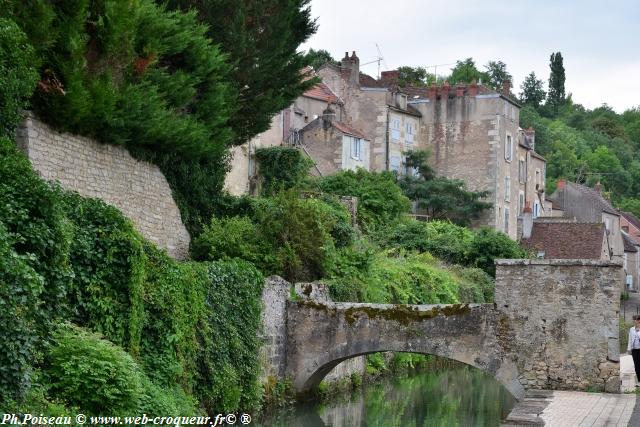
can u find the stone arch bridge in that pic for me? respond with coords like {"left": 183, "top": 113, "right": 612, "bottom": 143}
{"left": 261, "top": 260, "right": 623, "bottom": 400}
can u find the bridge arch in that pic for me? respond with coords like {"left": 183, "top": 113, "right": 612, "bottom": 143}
{"left": 285, "top": 301, "right": 524, "bottom": 399}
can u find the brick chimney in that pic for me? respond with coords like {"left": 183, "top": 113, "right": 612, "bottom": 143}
{"left": 340, "top": 50, "right": 360, "bottom": 87}
{"left": 522, "top": 202, "right": 534, "bottom": 239}
{"left": 524, "top": 127, "right": 536, "bottom": 151}
{"left": 502, "top": 79, "right": 511, "bottom": 96}
{"left": 556, "top": 179, "right": 566, "bottom": 190}
{"left": 469, "top": 80, "right": 478, "bottom": 97}
{"left": 441, "top": 81, "right": 450, "bottom": 99}
{"left": 456, "top": 84, "right": 465, "bottom": 97}
{"left": 380, "top": 70, "right": 399, "bottom": 86}
{"left": 322, "top": 105, "right": 335, "bottom": 130}
{"left": 427, "top": 84, "right": 437, "bottom": 100}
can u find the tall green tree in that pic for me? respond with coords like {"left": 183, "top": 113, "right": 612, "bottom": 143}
{"left": 447, "top": 58, "right": 488, "bottom": 85}
{"left": 547, "top": 52, "right": 566, "bottom": 111}
{"left": 305, "top": 48, "right": 335, "bottom": 70}
{"left": 484, "top": 60, "right": 512, "bottom": 92}
{"left": 164, "top": 0, "right": 318, "bottom": 145}
{"left": 396, "top": 66, "right": 436, "bottom": 87}
{"left": 398, "top": 151, "right": 491, "bottom": 225}
{"left": 519, "top": 71, "right": 546, "bottom": 109}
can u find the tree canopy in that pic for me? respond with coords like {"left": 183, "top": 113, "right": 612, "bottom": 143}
{"left": 398, "top": 151, "right": 491, "bottom": 225}
{"left": 164, "top": 0, "right": 318, "bottom": 145}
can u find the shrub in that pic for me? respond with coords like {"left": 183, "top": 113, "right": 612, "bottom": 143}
{"left": 317, "top": 169, "right": 411, "bottom": 232}
{"left": 46, "top": 324, "right": 145, "bottom": 414}
{"left": 191, "top": 216, "right": 274, "bottom": 269}
{"left": 469, "top": 228, "right": 529, "bottom": 276}
{"left": 0, "top": 18, "right": 39, "bottom": 137}
{"left": 255, "top": 147, "right": 314, "bottom": 195}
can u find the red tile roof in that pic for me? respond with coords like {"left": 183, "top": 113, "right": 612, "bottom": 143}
{"left": 522, "top": 222, "right": 607, "bottom": 259}
{"left": 303, "top": 82, "right": 341, "bottom": 104}
{"left": 359, "top": 72, "right": 383, "bottom": 88}
{"left": 623, "top": 232, "right": 639, "bottom": 252}
{"left": 622, "top": 212, "right": 640, "bottom": 231}
{"left": 332, "top": 121, "right": 370, "bottom": 140}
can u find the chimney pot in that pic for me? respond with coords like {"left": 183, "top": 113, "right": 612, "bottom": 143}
{"left": 595, "top": 181, "right": 602, "bottom": 194}
{"left": 556, "top": 179, "right": 566, "bottom": 190}
{"left": 469, "top": 80, "right": 478, "bottom": 97}
{"left": 502, "top": 79, "right": 511, "bottom": 96}
{"left": 441, "top": 81, "right": 450, "bottom": 99}
{"left": 522, "top": 202, "right": 534, "bottom": 239}
{"left": 427, "top": 84, "right": 437, "bottom": 100}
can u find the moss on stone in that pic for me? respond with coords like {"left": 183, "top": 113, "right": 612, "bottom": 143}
{"left": 343, "top": 304, "right": 472, "bottom": 326}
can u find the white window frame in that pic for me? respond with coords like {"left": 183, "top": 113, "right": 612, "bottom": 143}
{"left": 535, "top": 168, "right": 541, "bottom": 188}
{"left": 518, "top": 158, "right": 526, "bottom": 183}
{"left": 391, "top": 117, "right": 401, "bottom": 142}
{"left": 504, "top": 176, "right": 511, "bottom": 202}
{"left": 533, "top": 201, "right": 541, "bottom": 219}
{"left": 518, "top": 191, "right": 525, "bottom": 215}
{"left": 504, "top": 208, "right": 510, "bottom": 234}
{"left": 505, "top": 134, "right": 513, "bottom": 162}
{"left": 390, "top": 155, "right": 401, "bottom": 173}
{"left": 405, "top": 122, "right": 414, "bottom": 144}
{"left": 350, "top": 137, "right": 362, "bottom": 160}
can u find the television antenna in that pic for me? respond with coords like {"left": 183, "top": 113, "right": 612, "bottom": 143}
{"left": 360, "top": 43, "right": 387, "bottom": 79}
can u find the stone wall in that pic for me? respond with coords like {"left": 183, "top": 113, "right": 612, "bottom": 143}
{"left": 260, "top": 278, "right": 365, "bottom": 385}
{"left": 16, "top": 115, "right": 190, "bottom": 259}
{"left": 495, "top": 259, "right": 622, "bottom": 393}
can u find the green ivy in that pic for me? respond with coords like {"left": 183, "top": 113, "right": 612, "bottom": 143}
{"left": 255, "top": 147, "right": 314, "bottom": 195}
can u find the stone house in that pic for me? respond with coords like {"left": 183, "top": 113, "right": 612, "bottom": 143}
{"left": 224, "top": 75, "right": 344, "bottom": 195}
{"left": 520, "top": 214, "right": 610, "bottom": 260}
{"left": 317, "top": 52, "right": 423, "bottom": 175}
{"left": 318, "top": 52, "right": 547, "bottom": 240}
{"left": 299, "top": 106, "right": 371, "bottom": 176}
{"left": 621, "top": 211, "right": 640, "bottom": 242}
{"left": 547, "top": 180, "right": 624, "bottom": 263}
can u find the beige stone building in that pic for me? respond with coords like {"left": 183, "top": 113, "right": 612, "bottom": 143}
{"left": 316, "top": 52, "right": 547, "bottom": 239}
{"left": 224, "top": 78, "right": 343, "bottom": 195}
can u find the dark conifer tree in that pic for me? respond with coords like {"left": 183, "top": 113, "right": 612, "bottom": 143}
{"left": 547, "top": 52, "right": 566, "bottom": 110}
{"left": 164, "top": 0, "right": 318, "bottom": 145}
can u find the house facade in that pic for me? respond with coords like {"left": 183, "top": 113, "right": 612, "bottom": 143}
{"left": 224, "top": 78, "right": 343, "bottom": 195}
{"left": 548, "top": 181, "right": 624, "bottom": 263}
{"left": 318, "top": 52, "right": 547, "bottom": 240}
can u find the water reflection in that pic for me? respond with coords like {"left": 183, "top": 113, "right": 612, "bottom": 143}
{"left": 257, "top": 363, "right": 515, "bottom": 427}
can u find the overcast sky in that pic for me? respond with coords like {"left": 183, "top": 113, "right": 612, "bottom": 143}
{"left": 300, "top": 0, "right": 639, "bottom": 113}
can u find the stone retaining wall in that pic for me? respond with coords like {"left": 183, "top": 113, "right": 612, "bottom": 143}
{"left": 495, "top": 259, "right": 623, "bottom": 393}
{"left": 16, "top": 115, "right": 190, "bottom": 259}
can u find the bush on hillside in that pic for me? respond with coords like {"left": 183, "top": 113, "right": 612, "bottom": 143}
{"left": 255, "top": 147, "right": 314, "bottom": 195}
{"left": 317, "top": 169, "right": 411, "bottom": 232}
{"left": 0, "top": 137, "right": 73, "bottom": 403}
{"left": 468, "top": 228, "right": 529, "bottom": 277}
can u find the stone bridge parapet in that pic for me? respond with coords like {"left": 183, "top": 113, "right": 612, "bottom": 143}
{"left": 262, "top": 259, "right": 623, "bottom": 400}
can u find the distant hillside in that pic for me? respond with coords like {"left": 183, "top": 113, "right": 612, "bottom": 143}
{"left": 519, "top": 103, "right": 640, "bottom": 217}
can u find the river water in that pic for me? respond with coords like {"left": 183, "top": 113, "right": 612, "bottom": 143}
{"left": 257, "top": 362, "right": 515, "bottom": 427}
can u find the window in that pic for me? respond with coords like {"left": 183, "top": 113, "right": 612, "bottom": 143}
{"left": 533, "top": 201, "right": 541, "bottom": 219}
{"left": 518, "top": 192, "right": 525, "bottom": 215}
{"left": 391, "top": 118, "right": 401, "bottom": 141}
{"left": 504, "top": 176, "right": 511, "bottom": 202}
{"left": 390, "top": 155, "right": 401, "bottom": 173}
{"left": 604, "top": 218, "right": 611, "bottom": 233}
{"left": 504, "top": 208, "right": 510, "bottom": 234}
{"left": 505, "top": 135, "right": 513, "bottom": 161}
{"left": 406, "top": 122, "right": 414, "bottom": 143}
{"left": 535, "top": 169, "right": 541, "bottom": 188}
{"left": 518, "top": 159, "right": 526, "bottom": 183}
{"left": 350, "top": 137, "right": 362, "bottom": 160}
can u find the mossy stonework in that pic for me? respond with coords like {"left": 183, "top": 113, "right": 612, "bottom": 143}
{"left": 264, "top": 259, "right": 623, "bottom": 400}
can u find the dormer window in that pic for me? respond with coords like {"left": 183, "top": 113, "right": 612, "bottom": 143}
{"left": 396, "top": 93, "right": 408, "bottom": 110}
